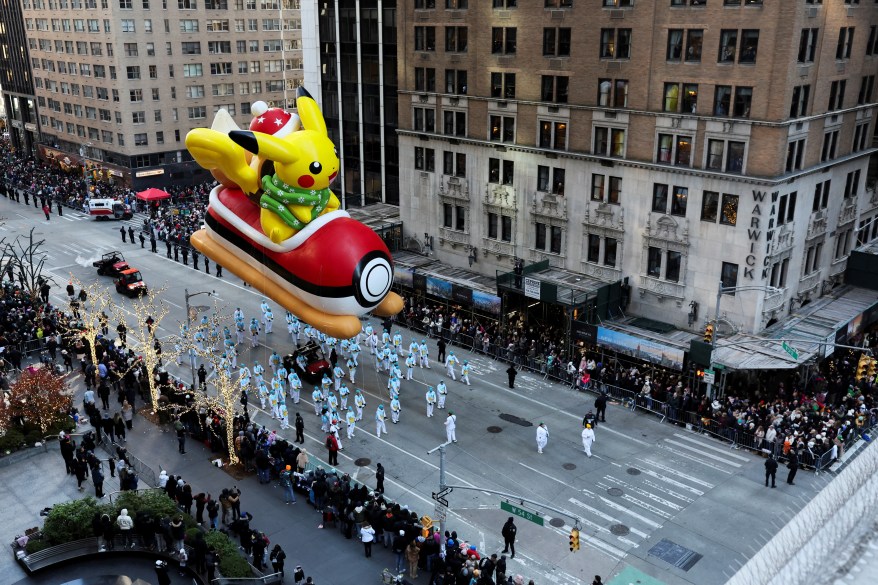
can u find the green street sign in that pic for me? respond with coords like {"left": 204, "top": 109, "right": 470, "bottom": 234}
{"left": 500, "top": 501, "right": 544, "bottom": 526}
{"left": 702, "top": 369, "right": 715, "bottom": 385}
{"left": 782, "top": 341, "right": 799, "bottom": 360}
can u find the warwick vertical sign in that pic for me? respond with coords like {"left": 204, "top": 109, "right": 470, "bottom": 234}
{"left": 745, "top": 189, "right": 778, "bottom": 281}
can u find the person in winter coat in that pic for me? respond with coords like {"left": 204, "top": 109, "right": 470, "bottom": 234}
{"left": 360, "top": 522, "right": 376, "bottom": 558}
{"left": 501, "top": 517, "right": 517, "bottom": 558}
{"left": 406, "top": 540, "right": 421, "bottom": 579}
{"left": 116, "top": 508, "right": 135, "bottom": 548}
{"left": 270, "top": 544, "right": 287, "bottom": 576}
{"left": 325, "top": 433, "right": 339, "bottom": 466}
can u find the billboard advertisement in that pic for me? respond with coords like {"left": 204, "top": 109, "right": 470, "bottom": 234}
{"left": 597, "top": 327, "right": 685, "bottom": 371}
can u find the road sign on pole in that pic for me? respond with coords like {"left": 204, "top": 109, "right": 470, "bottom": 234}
{"left": 781, "top": 341, "right": 799, "bottom": 360}
{"left": 501, "top": 500, "right": 544, "bottom": 526}
{"left": 702, "top": 369, "right": 715, "bottom": 385}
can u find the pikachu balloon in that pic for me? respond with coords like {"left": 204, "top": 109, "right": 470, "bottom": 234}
{"left": 186, "top": 87, "right": 402, "bottom": 338}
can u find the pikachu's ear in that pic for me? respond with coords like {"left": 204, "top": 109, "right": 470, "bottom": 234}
{"left": 295, "top": 87, "right": 328, "bottom": 137}
{"left": 229, "top": 130, "right": 299, "bottom": 165}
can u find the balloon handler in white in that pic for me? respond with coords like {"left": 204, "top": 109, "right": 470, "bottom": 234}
{"left": 186, "top": 87, "right": 403, "bottom": 339}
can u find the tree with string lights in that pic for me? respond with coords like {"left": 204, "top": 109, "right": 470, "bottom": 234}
{"left": 0, "top": 367, "right": 72, "bottom": 434}
{"left": 184, "top": 305, "right": 241, "bottom": 466}
{"left": 114, "top": 285, "right": 180, "bottom": 412}
{"left": 66, "top": 278, "right": 117, "bottom": 386}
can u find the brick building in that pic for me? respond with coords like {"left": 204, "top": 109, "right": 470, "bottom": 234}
{"left": 397, "top": 0, "right": 878, "bottom": 336}
{"left": 19, "top": 0, "right": 304, "bottom": 188}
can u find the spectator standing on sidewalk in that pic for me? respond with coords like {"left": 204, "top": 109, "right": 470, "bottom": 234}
{"left": 765, "top": 454, "right": 778, "bottom": 488}
{"left": 501, "top": 517, "right": 517, "bottom": 558}
{"left": 787, "top": 450, "right": 799, "bottom": 485}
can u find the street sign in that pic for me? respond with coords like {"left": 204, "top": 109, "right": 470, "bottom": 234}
{"left": 434, "top": 503, "right": 447, "bottom": 521}
{"left": 702, "top": 369, "right": 715, "bottom": 385}
{"left": 432, "top": 489, "right": 450, "bottom": 507}
{"left": 782, "top": 341, "right": 799, "bottom": 360}
{"left": 501, "top": 500, "right": 544, "bottom": 526}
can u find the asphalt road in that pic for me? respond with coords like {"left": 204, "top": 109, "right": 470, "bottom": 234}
{"left": 0, "top": 195, "right": 828, "bottom": 585}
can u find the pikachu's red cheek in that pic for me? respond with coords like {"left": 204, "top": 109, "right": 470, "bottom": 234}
{"left": 298, "top": 175, "right": 315, "bottom": 188}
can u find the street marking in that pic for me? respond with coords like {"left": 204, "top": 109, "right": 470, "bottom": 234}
{"left": 637, "top": 467, "right": 705, "bottom": 497}
{"left": 594, "top": 493, "right": 663, "bottom": 529}
{"left": 603, "top": 475, "right": 684, "bottom": 511}
{"left": 567, "top": 497, "right": 649, "bottom": 539}
{"left": 672, "top": 432, "right": 751, "bottom": 461}
{"left": 664, "top": 438, "right": 744, "bottom": 467}
{"left": 636, "top": 458, "right": 716, "bottom": 489}
{"left": 479, "top": 378, "right": 652, "bottom": 447}
{"left": 518, "top": 462, "right": 570, "bottom": 487}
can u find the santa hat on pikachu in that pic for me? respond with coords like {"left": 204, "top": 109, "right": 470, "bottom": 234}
{"left": 249, "top": 101, "right": 300, "bottom": 138}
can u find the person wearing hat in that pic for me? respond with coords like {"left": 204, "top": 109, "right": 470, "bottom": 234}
{"left": 376, "top": 404, "right": 388, "bottom": 437}
{"left": 419, "top": 339, "right": 431, "bottom": 369}
{"left": 582, "top": 423, "right": 596, "bottom": 458}
{"left": 392, "top": 529, "right": 408, "bottom": 574}
{"left": 154, "top": 560, "right": 171, "bottom": 585}
{"left": 293, "top": 564, "right": 306, "bottom": 585}
{"left": 461, "top": 360, "right": 471, "bottom": 386}
{"left": 536, "top": 422, "right": 549, "bottom": 454}
{"left": 280, "top": 464, "right": 296, "bottom": 504}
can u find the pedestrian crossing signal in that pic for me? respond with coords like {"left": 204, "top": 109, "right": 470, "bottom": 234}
{"left": 569, "top": 529, "right": 580, "bottom": 552}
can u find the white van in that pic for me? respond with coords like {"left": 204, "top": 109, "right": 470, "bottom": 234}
{"left": 87, "top": 198, "right": 133, "bottom": 220}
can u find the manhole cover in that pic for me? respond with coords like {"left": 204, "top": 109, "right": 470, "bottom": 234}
{"left": 562, "top": 463, "right": 576, "bottom": 470}
{"left": 610, "top": 524, "right": 630, "bottom": 536}
{"left": 487, "top": 426, "right": 503, "bottom": 433}
{"left": 607, "top": 487, "right": 623, "bottom": 497}
{"left": 354, "top": 458, "right": 371, "bottom": 467}
{"left": 549, "top": 518, "right": 565, "bottom": 528}
{"left": 627, "top": 467, "right": 641, "bottom": 475}
{"left": 499, "top": 413, "right": 533, "bottom": 427}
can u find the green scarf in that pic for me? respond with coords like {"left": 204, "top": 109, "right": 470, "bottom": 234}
{"left": 260, "top": 174, "right": 332, "bottom": 231}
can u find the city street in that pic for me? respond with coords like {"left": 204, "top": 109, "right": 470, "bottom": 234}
{"left": 1, "top": 195, "right": 827, "bottom": 585}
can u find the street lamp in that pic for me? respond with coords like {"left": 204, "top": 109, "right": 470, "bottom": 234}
{"left": 185, "top": 288, "right": 215, "bottom": 387}
{"left": 706, "top": 281, "right": 782, "bottom": 398}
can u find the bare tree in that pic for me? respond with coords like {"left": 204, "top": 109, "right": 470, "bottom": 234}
{"left": 9, "top": 228, "right": 53, "bottom": 302}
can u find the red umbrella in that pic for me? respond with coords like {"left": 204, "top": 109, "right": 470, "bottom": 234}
{"left": 135, "top": 187, "right": 171, "bottom": 201}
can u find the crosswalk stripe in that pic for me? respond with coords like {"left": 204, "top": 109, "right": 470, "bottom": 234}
{"left": 603, "top": 475, "right": 686, "bottom": 511}
{"left": 636, "top": 458, "right": 716, "bottom": 489}
{"left": 568, "top": 497, "right": 650, "bottom": 539}
{"left": 636, "top": 467, "right": 705, "bottom": 497}
{"left": 664, "top": 438, "right": 744, "bottom": 467}
{"left": 655, "top": 445, "right": 736, "bottom": 474}
{"left": 594, "top": 493, "right": 663, "bottom": 529}
{"left": 673, "top": 432, "right": 751, "bottom": 462}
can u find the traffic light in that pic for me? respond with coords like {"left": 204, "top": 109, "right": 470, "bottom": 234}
{"left": 857, "top": 354, "right": 870, "bottom": 380}
{"left": 868, "top": 358, "right": 877, "bottom": 380}
{"left": 703, "top": 324, "right": 715, "bottom": 344}
{"left": 421, "top": 515, "right": 433, "bottom": 538}
{"left": 569, "top": 529, "right": 580, "bottom": 552}
{"left": 695, "top": 370, "right": 704, "bottom": 379}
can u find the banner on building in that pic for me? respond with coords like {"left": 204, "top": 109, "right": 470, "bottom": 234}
{"left": 394, "top": 266, "right": 414, "bottom": 289}
{"left": 473, "top": 290, "right": 502, "bottom": 315}
{"left": 572, "top": 321, "right": 598, "bottom": 344}
{"left": 597, "top": 327, "right": 685, "bottom": 371}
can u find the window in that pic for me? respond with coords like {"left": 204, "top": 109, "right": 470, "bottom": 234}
{"left": 124, "top": 43, "right": 138, "bottom": 57}
{"left": 178, "top": 0, "right": 196, "bottom": 7}
{"left": 414, "top": 107, "right": 436, "bottom": 132}
{"left": 414, "top": 26, "right": 436, "bottom": 51}
{"left": 868, "top": 25, "right": 878, "bottom": 56}
{"left": 415, "top": 147, "right": 435, "bottom": 172}
{"left": 844, "top": 169, "right": 861, "bottom": 199}
{"left": 134, "top": 133, "right": 148, "bottom": 146}
{"left": 489, "top": 115, "right": 515, "bottom": 143}
{"left": 597, "top": 79, "right": 628, "bottom": 108}
{"left": 183, "top": 63, "right": 203, "bottom": 77}
{"left": 656, "top": 133, "right": 691, "bottom": 166}
{"left": 662, "top": 82, "right": 698, "bottom": 113}
{"left": 541, "top": 76, "right": 569, "bottom": 104}
{"left": 835, "top": 229, "right": 853, "bottom": 260}
{"left": 534, "top": 223, "right": 562, "bottom": 255}
{"left": 445, "top": 27, "right": 467, "bottom": 52}
{"left": 543, "top": 28, "right": 571, "bottom": 57}
{"left": 455, "top": 206, "right": 465, "bottom": 231}
{"left": 536, "top": 166, "right": 565, "bottom": 195}
{"left": 600, "top": 28, "right": 631, "bottom": 59}
{"left": 126, "top": 66, "right": 140, "bottom": 79}
{"left": 210, "top": 62, "right": 232, "bottom": 75}
{"left": 414, "top": 0, "right": 435, "bottom": 7}
{"left": 415, "top": 67, "right": 436, "bottom": 92}
{"left": 776, "top": 191, "right": 797, "bottom": 226}
{"left": 182, "top": 42, "right": 201, "bottom": 55}
{"left": 442, "top": 204, "right": 453, "bottom": 229}
{"left": 739, "top": 30, "right": 759, "bottom": 63}
{"left": 591, "top": 174, "right": 605, "bottom": 202}
{"left": 593, "top": 126, "right": 625, "bottom": 157}
{"left": 647, "top": 247, "right": 662, "bottom": 278}
{"left": 829, "top": 79, "right": 846, "bottom": 110}
{"left": 853, "top": 122, "right": 870, "bottom": 152}
{"left": 211, "top": 41, "right": 232, "bottom": 54}
{"left": 488, "top": 158, "right": 514, "bottom": 185}
{"left": 188, "top": 106, "right": 207, "bottom": 119}
{"left": 813, "top": 180, "right": 831, "bottom": 211}
{"left": 731, "top": 87, "right": 752, "bottom": 118}
{"left": 720, "top": 194, "right": 739, "bottom": 226}
{"left": 718, "top": 29, "right": 738, "bottom": 63}
{"left": 858, "top": 75, "right": 875, "bottom": 104}
{"left": 837, "top": 27, "right": 855, "bottom": 60}
{"left": 544, "top": 0, "right": 573, "bottom": 6}
{"left": 491, "top": 73, "right": 516, "bottom": 99}
{"left": 821, "top": 130, "right": 839, "bottom": 162}
{"left": 443, "top": 110, "right": 467, "bottom": 137}
{"left": 442, "top": 151, "right": 466, "bottom": 178}
{"left": 487, "top": 213, "right": 499, "bottom": 239}
{"left": 706, "top": 139, "right": 745, "bottom": 173}
{"left": 538, "top": 121, "right": 568, "bottom": 150}
{"left": 130, "top": 89, "right": 143, "bottom": 102}
{"left": 701, "top": 190, "right": 719, "bottom": 222}
{"left": 493, "top": 0, "right": 516, "bottom": 7}
{"left": 444, "top": 69, "right": 467, "bottom": 95}
{"left": 790, "top": 85, "right": 810, "bottom": 118}
{"left": 492, "top": 27, "right": 517, "bottom": 54}
{"left": 804, "top": 242, "right": 823, "bottom": 275}
{"left": 671, "top": 186, "right": 688, "bottom": 216}
{"left": 121, "top": 19, "right": 135, "bottom": 32}
{"left": 798, "top": 28, "right": 818, "bottom": 63}
{"left": 501, "top": 216, "right": 512, "bottom": 242}
{"left": 720, "top": 262, "right": 739, "bottom": 292}
{"left": 132, "top": 111, "right": 145, "bottom": 124}
{"left": 786, "top": 139, "right": 805, "bottom": 172}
